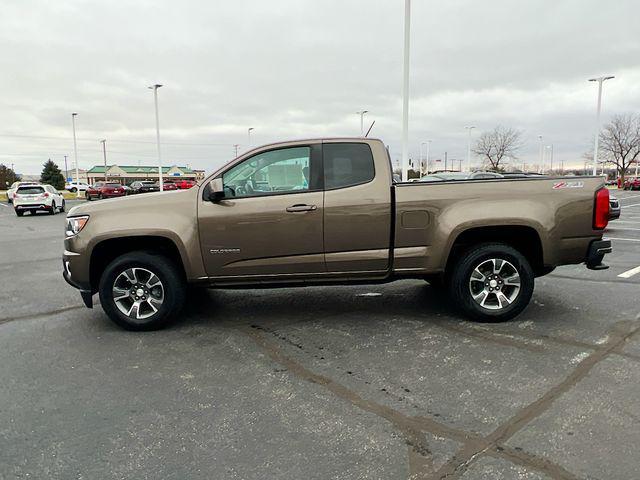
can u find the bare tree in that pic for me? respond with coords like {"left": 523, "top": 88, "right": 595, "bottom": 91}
{"left": 472, "top": 126, "right": 524, "bottom": 171}
{"left": 598, "top": 114, "right": 640, "bottom": 182}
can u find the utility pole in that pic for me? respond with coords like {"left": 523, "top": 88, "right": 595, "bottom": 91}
{"left": 148, "top": 84, "right": 163, "bottom": 191}
{"left": 444, "top": 151, "right": 448, "bottom": 171}
{"left": 589, "top": 76, "right": 614, "bottom": 176}
{"left": 100, "top": 139, "right": 107, "bottom": 181}
{"left": 465, "top": 126, "right": 476, "bottom": 172}
{"left": 71, "top": 113, "right": 80, "bottom": 198}
{"left": 356, "top": 111, "right": 369, "bottom": 136}
{"left": 63, "top": 155, "right": 68, "bottom": 183}
{"left": 401, "top": 0, "right": 411, "bottom": 182}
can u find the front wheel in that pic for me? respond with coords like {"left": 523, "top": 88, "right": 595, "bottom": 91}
{"left": 98, "top": 251, "right": 186, "bottom": 331}
{"left": 448, "top": 243, "right": 534, "bottom": 322}
{"left": 60, "top": 200, "right": 65, "bottom": 212}
{"left": 15, "top": 209, "right": 23, "bottom": 217}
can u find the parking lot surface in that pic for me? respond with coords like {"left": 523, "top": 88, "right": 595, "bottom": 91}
{"left": 1, "top": 192, "right": 639, "bottom": 480}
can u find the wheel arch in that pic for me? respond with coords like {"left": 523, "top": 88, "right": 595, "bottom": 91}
{"left": 444, "top": 225, "right": 546, "bottom": 276}
{"left": 89, "top": 235, "right": 187, "bottom": 293}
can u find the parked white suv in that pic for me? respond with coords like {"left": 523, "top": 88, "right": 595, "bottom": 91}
{"left": 6, "top": 181, "right": 38, "bottom": 204}
{"left": 13, "top": 184, "right": 65, "bottom": 216}
{"left": 65, "top": 181, "right": 89, "bottom": 193}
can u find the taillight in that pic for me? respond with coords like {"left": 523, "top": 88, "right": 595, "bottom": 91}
{"left": 43, "top": 192, "right": 49, "bottom": 198}
{"left": 593, "top": 188, "right": 609, "bottom": 230}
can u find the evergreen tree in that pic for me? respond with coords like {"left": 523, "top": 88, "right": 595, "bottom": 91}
{"left": 0, "top": 164, "right": 19, "bottom": 189}
{"left": 40, "top": 159, "right": 65, "bottom": 189}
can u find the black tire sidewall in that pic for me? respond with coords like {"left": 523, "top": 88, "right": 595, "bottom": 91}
{"left": 98, "top": 252, "right": 186, "bottom": 331}
{"left": 450, "top": 243, "right": 534, "bottom": 322}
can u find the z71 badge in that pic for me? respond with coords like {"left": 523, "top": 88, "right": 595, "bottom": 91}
{"left": 552, "top": 181, "right": 584, "bottom": 189}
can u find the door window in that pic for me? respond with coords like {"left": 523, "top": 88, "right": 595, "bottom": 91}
{"left": 222, "top": 146, "right": 311, "bottom": 198}
{"left": 323, "top": 143, "right": 375, "bottom": 189}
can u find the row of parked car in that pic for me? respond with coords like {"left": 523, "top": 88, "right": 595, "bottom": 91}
{"left": 65, "top": 179, "right": 197, "bottom": 200}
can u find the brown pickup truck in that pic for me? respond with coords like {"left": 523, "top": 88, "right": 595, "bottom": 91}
{"left": 63, "top": 138, "right": 612, "bottom": 330}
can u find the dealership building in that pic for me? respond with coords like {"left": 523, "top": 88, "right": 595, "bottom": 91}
{"left": 86, "top": 164, "right": 205, "bottom": 185}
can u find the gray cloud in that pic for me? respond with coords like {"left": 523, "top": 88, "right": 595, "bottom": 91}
{"left": 1, "top": 0, "right": 639, "bottom": 174}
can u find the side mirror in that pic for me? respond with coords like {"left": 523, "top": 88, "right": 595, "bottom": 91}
{"left": 208, "top": 178, "right": 224, "bottom": 201}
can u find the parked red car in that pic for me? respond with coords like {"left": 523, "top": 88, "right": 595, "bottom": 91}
{"left": 155, "top": 181, "right": 178, "bottom": 191}
{"left": 85, "top": 182, "right": 126, "bottom": 200}
{"left": 174, "top": 179, "right": 197, "bottom": 189}
{"left": 623, "top": 177, "right": 640, "bottom": 190}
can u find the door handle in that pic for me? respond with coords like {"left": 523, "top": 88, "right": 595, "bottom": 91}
{"left": 286, "top": 204, "right": 317, "bottom": 213}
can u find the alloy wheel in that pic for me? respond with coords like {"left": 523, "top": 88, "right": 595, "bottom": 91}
{"left": 468, "top": 258, "right": 521, "bottom": 310}
{"left": 112, "top": 267, "right": 164, "bottom": 320}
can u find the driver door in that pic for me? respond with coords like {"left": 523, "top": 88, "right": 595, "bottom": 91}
{"left": 198, "top": 143, "right": 325, "bottom": 280}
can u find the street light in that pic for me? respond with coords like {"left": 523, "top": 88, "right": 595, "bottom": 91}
{"left": 100, "top": 139, "right": 107, "bottom": 181}
{"left": 247, "top": 127, "right": 254, "bottom": 147}
{"left": 420, "top": 140, "right": 431, "bottom": 175}
{"left": 356, "top": 110, "right": 369, "bottom": 136}
{"left": 148, "top": 84, "right": 163, "bottom": 191}
{"left": 538, "top": 135, "right": 543, "bottom": 173}
{"left": 464, "top": 126, "right": 476, "bottom": 172}
{"left": 71, "top": 113, "right": 80, "bottom": 198}
{"left": 589, "top": 75, "right": 614, "bottom": 176}
{"left": 401, "top": 0, "right": 411, "bottom": 182}
{"left": 546, "top": 144, "right": 554, "bottom": 174}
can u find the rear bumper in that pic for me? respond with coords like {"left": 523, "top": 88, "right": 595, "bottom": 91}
{"left": 585, "top": 239, "right": 612, "bottom": 270}
{"left": 14, "top": 203, "right": 53, "bottom": 210}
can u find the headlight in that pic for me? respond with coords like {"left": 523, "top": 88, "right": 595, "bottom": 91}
{"left": 65, "top": 215, "right": 89, "bottom": 237}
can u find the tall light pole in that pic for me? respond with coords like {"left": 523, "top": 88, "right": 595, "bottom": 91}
{"left": 589, "top": 75, "right": 614, "bottom": 176}
{"left": 148, "top": 84, "right": 163, "bottom": 191}
{"left": 71, "top": 113, "right": 80, "bottom": 198}
{"left": 234, "top": 144, "right": 240, "bottom": 158}
{"left": 356, "top": 110, "right": 369, "bottom": 136}
{"left": 100, "top": 139, "right": 107, "bottom": 181}
{"left": 538, "top": 135, "right": 543, "bottom": 173}
{"left": 247, "top": 127, "right": 254, "bottom": 147}
{"left": 465, "top": 126, "right": 476, "bottom": 172}
{"left": 63, "top": 155, "right": 68, "bottom": 183}
{"left": 546, "top": 144, "right": 554, "bottom": 174}
{"left": 401, "top": 0, "right": 411, "bottom": 182}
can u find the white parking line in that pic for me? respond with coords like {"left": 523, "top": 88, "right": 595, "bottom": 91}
{"left": 621, "top": 203, "right": 640, "bottom": 208}
{"left": 607, "top": 226, "right": 640, "bottom": 231}
{"left": 608, "top": 237, "right": 640, "bottom": 242}
{"left": 618, "top": 194, "right": 640, "bottom": 201}
{"left": 611, "top": 221, "right": 640, "bottom": 224}
{"left": 618, "top": 265, "right": 640, "bottom": 279}
{"left": 0, "top": 203, "right": 9, "bottom": 208}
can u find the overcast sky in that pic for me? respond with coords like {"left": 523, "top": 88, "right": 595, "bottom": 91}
{"left": 1, "top": 0, "right": 639, "bottom": 175}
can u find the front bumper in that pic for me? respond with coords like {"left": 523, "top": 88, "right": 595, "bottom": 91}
{"left": 62, "top": 258, "right": 93, "bottom": 308}
{"left": 585, "top": 239, "right": 612, "bottom": 270}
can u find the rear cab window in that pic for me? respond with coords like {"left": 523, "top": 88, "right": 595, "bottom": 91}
{"left": 323, "top": 143, "right": 375, "bottom": 189}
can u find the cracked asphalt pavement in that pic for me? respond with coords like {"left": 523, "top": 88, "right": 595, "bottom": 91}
{"left": 1, "top": 192, "right": 639, "bottom": 479}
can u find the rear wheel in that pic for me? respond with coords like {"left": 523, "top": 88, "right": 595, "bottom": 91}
{"left": 448, "top": 243, "right": 534, "bottom": 322}
{"left": 70, "top": 187, "right": 77, "bottom": 193}
{"left": 60, "top": 200, "right": 65, "bottom": 212}
{"left": 15, "top": 209, "right": 23, "bottom": 217}
{"left": 49, "top": 201, "right": 56, "bottom": 215}
{"left": 99, "top": 251, "right": 186, "bottom": 331}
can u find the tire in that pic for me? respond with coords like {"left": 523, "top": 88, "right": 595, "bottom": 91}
{"left": 448, "top": 242, "right": 534, "bottom": 323}
{"left": 49, "top": 201, "right": 56, "bottom": 215}
{"left": 99, "top": 251, "right": 186, "bottom": 331}
{"left": 60, "top": 200, "right": 65, "bottom": 213}
{"left": 15, "top": 209, "right": 23, "bottom": 217}
{"left": 86, "top": 192, "right": 92, "bottom": 201}
{"left": 7, "top": 197, "right": 12, "bottom": 204}
{"left": 70, "top": 188, "right": 77, "bottom": 193}
{"left": 98, "top": 193, "right": 103, "bottom": 200}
